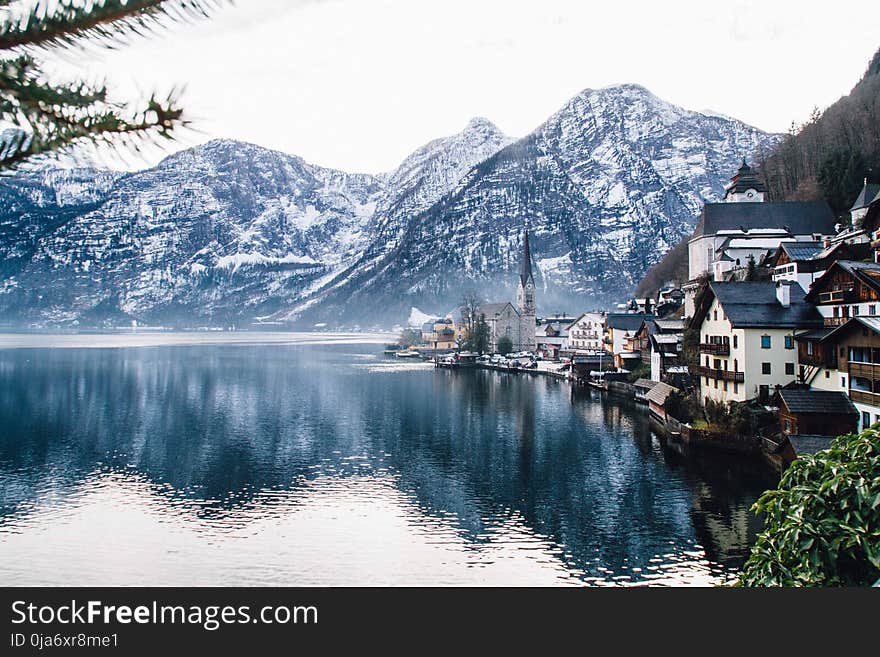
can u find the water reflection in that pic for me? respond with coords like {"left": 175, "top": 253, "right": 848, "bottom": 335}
{"left": 0, "top": 343, "right": 776, "bottom": 585}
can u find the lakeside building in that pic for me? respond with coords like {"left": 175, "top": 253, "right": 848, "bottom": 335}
{"left": 682, "top": 161, "right": 837, "bottom": 317}
{"left": 691, "top": 281, "right": 823, "bottom": 404}
{"left": 420, "top": 318, "right": 463, "bottom": 351}
{"left": 476, "top": 230, "right": 538, "bottom": 353}
{"left": 633, "top": 318, "right": 685, "bottom": 381}
{"left": 605, "top": 312, "right": 654, "bottom": 369}
{"left": 795, "top": 317, "right": 880, "bottom": 432}
{"left": 535, "top": 319, "right": 571, "bottom": 359}
{"left": 566, "top": 312, "right": 605, "bottom": 352}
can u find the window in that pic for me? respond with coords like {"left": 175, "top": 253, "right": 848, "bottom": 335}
{"left": 762, "top": 362, "right": 771, "bottom": 375}
{"left": 723, "top": 381, "right": 728, "bottom": 391}
{"left": 713, "top": 310, "right": 718, "bottom": 321}
{"left": 761, "top": 335, "right": 771, "bottom": 349}
{"left": 784, "top": 335, "right": 793, "bottom": 349}
{"left": 714, "top": 379, "right": 718, "bottom": 388}
{"left": 785, "top": 362, "right": 795, "bottom": 375}
{"left": 806, "top": 341, "right": 814, "bottom": 356}
{"left": 841, "top": 376, "right": 846, "bottom": 388}
{"left": 733, "top": 335, "right": 738, "bottom": 349}
{"left": 733, "top": 359, "right": 738, "bottom": 372}
{"left": 863, "top": 412, "right": 871, "bottom": 430}
{"left": 854, "top": 306, "right": 860, "bottom": 316}
{"left": 734, "top": 382, "right": 738, "bottom": 394}
{"left": 871, "top": 305, "right": 877, "bottom": 316}
{"left": 825, "top": 370, "right": 830, "bottom": 379}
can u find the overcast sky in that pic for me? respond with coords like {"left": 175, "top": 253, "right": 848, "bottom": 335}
{"left": 50, "top": 0, "right": 880, "bottom": 173}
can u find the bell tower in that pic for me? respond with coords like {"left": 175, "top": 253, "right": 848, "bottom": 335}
{"left": 516, "top": 229, "right": 537, "bottom": 351}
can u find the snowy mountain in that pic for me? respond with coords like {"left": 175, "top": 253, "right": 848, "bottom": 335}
{"left": 285, "top": 84, "right": 779, "bottom": 324}
{"left": 0, "top": 85, "right": 778, "bottom": 327}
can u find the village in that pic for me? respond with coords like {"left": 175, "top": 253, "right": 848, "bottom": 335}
{"left": 389, "top": 161, "right": 880, "bottom": 473}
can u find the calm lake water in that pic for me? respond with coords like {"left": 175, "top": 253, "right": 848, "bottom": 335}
{"left": 0, "top": 336, "right": 776, "bottom": 586}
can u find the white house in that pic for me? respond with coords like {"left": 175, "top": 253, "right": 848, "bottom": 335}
{"left": 683, "top": 161, "right": 836, "bottom": 317}
{"left": 566, "top": 312, "right": 605, "bottom": 352}
{"left": 691, "top": 281, "right": 823, "bottom": 404}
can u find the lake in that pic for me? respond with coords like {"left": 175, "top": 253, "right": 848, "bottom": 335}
{"left": 0, "top": 335, "right": 776, "bottom": 586}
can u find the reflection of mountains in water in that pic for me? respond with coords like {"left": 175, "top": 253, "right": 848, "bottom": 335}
{"left": 0, "top": 344, "right": 776, "bottom": 578}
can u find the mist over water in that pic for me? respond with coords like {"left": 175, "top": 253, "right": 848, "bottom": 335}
{"left": 0, "top": 338, "right": 775, "bottom": 585}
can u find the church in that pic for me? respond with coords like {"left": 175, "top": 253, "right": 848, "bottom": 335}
{"left": 476, "top": 230, "right": 538, "bottom": 352}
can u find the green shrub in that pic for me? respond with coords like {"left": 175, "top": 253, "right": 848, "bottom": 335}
{"left": 738, "top": 425, "right": 880, "bottom": 586}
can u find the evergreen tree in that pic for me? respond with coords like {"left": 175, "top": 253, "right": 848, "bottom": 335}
{"left": 466, "top": 313, "right": 490, "bottom": 355}
{"left": 745, "top": 255, "right": 757, "bottom": 281}
{"left": 0, "top": 0, "right": 227, "bottom": 169}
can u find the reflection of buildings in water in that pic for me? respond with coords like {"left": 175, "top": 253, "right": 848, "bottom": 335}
{"left": 688, "top": 477, "right": 770, "bottom": 568}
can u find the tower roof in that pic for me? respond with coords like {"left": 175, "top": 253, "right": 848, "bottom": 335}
{"left": 722, "top": 158, "right": 767, "bottom": 199}
{"left": 520, "top": 229, "right": 534, "bottom": 286}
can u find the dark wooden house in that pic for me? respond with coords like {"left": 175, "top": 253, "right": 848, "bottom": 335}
{"left": 777, "top": 388, "right": 858, "bottom": 437}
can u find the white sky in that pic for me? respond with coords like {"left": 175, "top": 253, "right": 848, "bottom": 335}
{"left": 49, "top": 0, "right": 880, "bottom": 173}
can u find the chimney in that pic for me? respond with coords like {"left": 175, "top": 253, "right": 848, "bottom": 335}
{"left": 776, "top": 281, "right": 790, "bottom": 308}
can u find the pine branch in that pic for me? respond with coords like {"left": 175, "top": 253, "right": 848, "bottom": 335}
{"left": 0, "top": 0, "right": 227, "bottom": 52}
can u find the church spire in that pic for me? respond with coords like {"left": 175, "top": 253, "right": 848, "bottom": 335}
{"left": 520, "top": 229, "right": 534, "bottom": 287}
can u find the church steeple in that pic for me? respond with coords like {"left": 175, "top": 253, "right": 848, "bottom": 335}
{"left": 520, "top": 229, "right": 534, "bottom": 287}
{"left": 517, "top": 229, "right": 536, "bottom": 317}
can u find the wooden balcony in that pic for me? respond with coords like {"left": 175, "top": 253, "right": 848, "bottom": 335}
{"left": 849, "top": 362, "right": 880, "bottom": 379}
{"left": 849, "top": 389, "right": 880, "bottom": 407}
{"left": 695, "top": 366, "right": 744, "bottom": 383}
{"left": 823, "top": 316, "right": 849, "bottom": 327}
{"left": 698, "top": 342, "right": 730, "bottom": 355}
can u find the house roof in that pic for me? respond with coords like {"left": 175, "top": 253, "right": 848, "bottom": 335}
{"left": 633, "top": 378, "right": 658, "bottom": 391}
{"left": 778, "top": 241, "right": 825, "bottom": 262}
{"left": 779, "top": 389, "right": 858, "bottom": 416}
{"left": 654, "top": 319, "right": 685, "bottom": 331}
{"left": 692, "top": 201, "right": 836, "bottom": 239}
{"left": 606, "top": 313, "right": 654, "bottom": 331}
{"left": 477, "top": 302, "right": 517, "bottom": 317}
{"left": 820, "top": 316, "right": 880, "bottom": 343}
{"left": 645, "top": 382, "right": 678, "bottom": 406}
{"left": 698, "top": 281, "right": 823, "bottom": 329}
{"left": 795, "top": 327, "right": 835, "bottom": 341}
{"left": 805, "top": 260, "right": 880, "bottom": 302}
{"left": 851, "top": 183, "right": 880, "bottom": 212}
{"left": 788, "top": 435, "right": 835, "bottom": 456}
{"left": 653, "top": 334, "right": 681, "bottom": 344}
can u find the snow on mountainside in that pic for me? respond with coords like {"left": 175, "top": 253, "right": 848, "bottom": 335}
{"left": 288, "top": 84, "right": 779, "bottom": 324}
{"left": 0, "top": 85, "right": 779, "bottom": 327}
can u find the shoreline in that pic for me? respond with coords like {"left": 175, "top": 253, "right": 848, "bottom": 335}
{"left": 0, "top": 331, "right": 396, "bottom": 350}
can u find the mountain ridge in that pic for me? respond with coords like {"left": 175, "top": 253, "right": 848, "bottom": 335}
{"left": 0, "top": 84, "right": 779, "bottom": 328}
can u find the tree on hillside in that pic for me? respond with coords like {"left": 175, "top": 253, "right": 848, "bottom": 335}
{"left": 759, "top": 47, "right": 880, "bottom": 214}
{"left": 738, "top": 425, "right": 880, "bottom": 587}
{"left": 0, "top": 0, "right": 228, "bottom": 170}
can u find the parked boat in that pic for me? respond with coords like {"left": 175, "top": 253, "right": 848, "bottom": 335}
{"left": 395, "top": 350, "right": 420, "bottom": 358}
